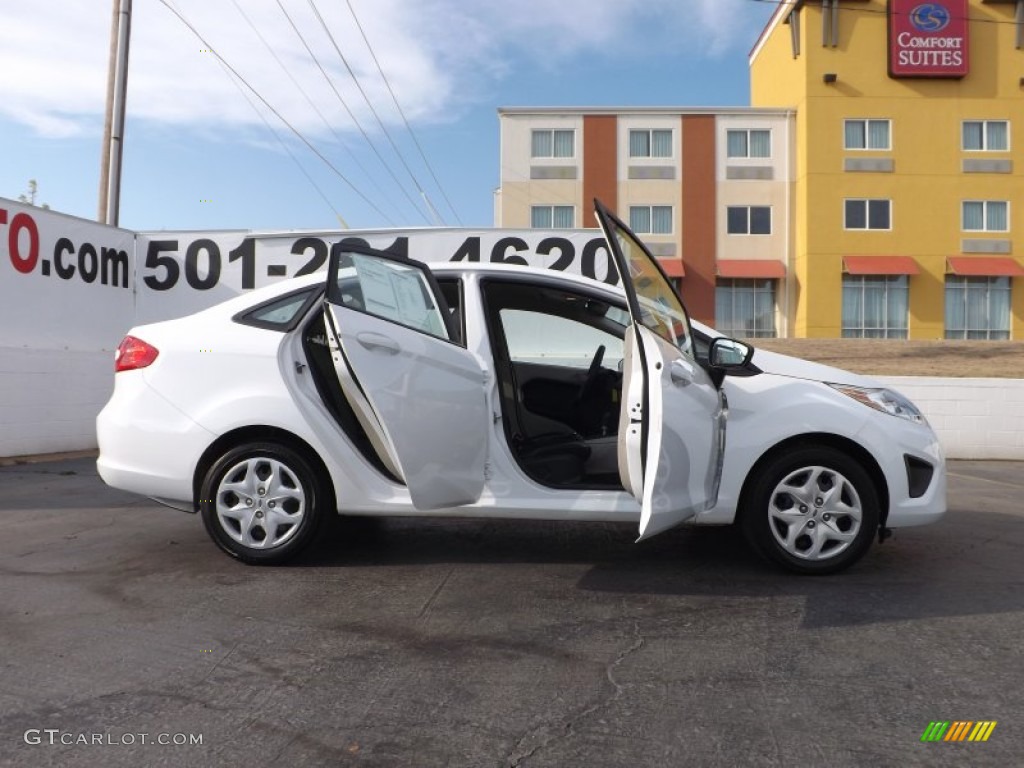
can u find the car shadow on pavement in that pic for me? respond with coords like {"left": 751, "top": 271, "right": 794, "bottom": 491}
{"left": 298, "top": 506, "right": 1024, "bottom": 632}
{"left": 6, "top": 457, "right": 1021, "bottom": 635}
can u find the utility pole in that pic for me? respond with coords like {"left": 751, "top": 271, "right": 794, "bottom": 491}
{"left": 98, "top": 0, "right": 132, "bottom": 226}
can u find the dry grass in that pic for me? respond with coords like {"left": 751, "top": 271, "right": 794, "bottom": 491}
{"left": 751, "top": 338, "right": 1024, "bottom": 378}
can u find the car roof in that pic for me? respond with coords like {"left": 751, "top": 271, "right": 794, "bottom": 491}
{"left": 216, "top": 261, "right": 629, "bottom": 312}
{"left": 183, "top": 259, "right": 723, "bottom": 342}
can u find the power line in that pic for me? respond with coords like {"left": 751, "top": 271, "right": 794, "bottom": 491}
{"left": 155, "top": 0, "right": 396, "bottom": 223}
{"left": 273, "top": 0, "right": 430, "bottom": 223}
{"left": 215, "top": 55, "right": 345, "bottom": 225}
{"left": 306, "top": 0, "right": 446, "bottom": 225}
{"left": 227, "top": 0, "right": 404, "bottom": 222}
{"left": 343, "top": 0, "right": 463, "bottom": 225}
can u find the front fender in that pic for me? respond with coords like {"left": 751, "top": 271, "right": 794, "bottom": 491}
{"left": 698, "top": 375, "right": 872, "bottom": 524}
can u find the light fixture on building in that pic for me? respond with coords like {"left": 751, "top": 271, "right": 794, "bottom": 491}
{"left": 823, "top": 73, "right": 838, "bottom": 84}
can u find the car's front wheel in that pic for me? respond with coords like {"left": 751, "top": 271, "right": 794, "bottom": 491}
{"left": 199, "top": 442, "right": 328, "bottom": 564}
{"left": 741, "top": 446, "right": 879, "bottom": 575}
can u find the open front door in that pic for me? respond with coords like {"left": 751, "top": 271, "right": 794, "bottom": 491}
{"left": 595, "top": 200, "right": 725, "bottom": 541}
{"left": 322, "top": 244, "right": 488, "bottom": 510}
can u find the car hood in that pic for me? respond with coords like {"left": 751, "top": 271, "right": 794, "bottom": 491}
{"left": 750, "top": 347, "right": 883, "bottom": 388}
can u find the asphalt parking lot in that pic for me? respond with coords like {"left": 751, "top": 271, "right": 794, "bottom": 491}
{"left": 0, "top": 457, "right": 1021, "bottom": 768}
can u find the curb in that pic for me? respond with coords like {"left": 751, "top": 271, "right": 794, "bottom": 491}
{"left": 0, "top": 450, "right": 99, "bottom": 467}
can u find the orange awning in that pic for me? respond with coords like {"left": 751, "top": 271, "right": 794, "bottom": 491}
{"left": 656, "top": 259, "right": 685, "bottom": 277}
{"left": 843, "top": 255, "right": 920, "bottom": 275}
{"left": 946, "top": 256, "right": 1024, "bottom": 277}
{"left": 716, "top": 259, "right": 786, "bottom": 279}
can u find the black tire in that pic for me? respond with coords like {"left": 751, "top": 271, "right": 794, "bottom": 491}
{"left": 741, "top": 446, "right": 879, "bottom": 575}
{"left": 199, "top": 441, "right": 328, "bottom": 565}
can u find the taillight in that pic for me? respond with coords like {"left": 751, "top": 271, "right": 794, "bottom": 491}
{"left": 115, "top": 335, "right": 159, "bottom": 372}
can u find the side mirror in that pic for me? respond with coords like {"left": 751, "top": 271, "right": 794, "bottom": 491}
{"left": 708, "top": 337, "right": 754, "bottom": 370}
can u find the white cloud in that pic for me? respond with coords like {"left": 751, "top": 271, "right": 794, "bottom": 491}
{"left": 0, "top": 0, "right": 765, "bottom": 141}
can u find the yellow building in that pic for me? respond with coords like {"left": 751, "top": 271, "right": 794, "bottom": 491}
{"left": 751, "top": 0, "right": 1024, "bottom": 339}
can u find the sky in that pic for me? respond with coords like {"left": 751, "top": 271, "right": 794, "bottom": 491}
{"left": 0, "top": 0, "right": 777, "bottom": 233}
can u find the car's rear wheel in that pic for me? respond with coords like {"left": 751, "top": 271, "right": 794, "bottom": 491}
{"left": 741, "top": 446, "right": 879, "bottom": 575}
{"left": 200, "top": 442, "right": 327, "bottom": 564}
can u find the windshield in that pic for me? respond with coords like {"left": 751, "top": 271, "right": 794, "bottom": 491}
{"left": 609, "top": 221, "right": 693, "bottom": 358}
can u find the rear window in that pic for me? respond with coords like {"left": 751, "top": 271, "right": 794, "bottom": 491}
{"left": 234, "top": 287, "right": 319, "bottom": 331}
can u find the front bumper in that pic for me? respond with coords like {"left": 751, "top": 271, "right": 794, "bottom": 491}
{"left": 856, "top": 413, "right": 946, "bottom": 528}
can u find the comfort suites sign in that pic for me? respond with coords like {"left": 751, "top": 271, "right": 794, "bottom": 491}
{"left": 889, "top": 0, "right": 969, "bottom": 78}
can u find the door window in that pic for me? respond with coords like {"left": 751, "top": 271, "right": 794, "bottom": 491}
{"left": 328, "top": 250, "right": 450, "bottom": 340}
{"left": 501, "top": 310, "right": 623, "bottom": 369}
{"left": 607, "top": 222, "right": 694, "bottom": 357}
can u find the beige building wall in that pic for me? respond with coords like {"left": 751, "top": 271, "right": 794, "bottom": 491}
{"left": 714, "top": 113, "right": 792, "bottom": 262}
{"left": 497, "top": 107, "right": 797, "bottom": 335}
{"left": 499, "top": 114, "right": 583, "bottom": 229}
{"left": 613, "top": 114, "right": 683, "bottom": 256}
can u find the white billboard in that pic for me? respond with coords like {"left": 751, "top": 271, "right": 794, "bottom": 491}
{"left": 0, "top": 200, "right": 135, "bottom": 350}
{"left": 132, "top": 228, "right": 619, "bottom": 324}
{"left": 1, "top": 196, "right": 620, "bottom": 344}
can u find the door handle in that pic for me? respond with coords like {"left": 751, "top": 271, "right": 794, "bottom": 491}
{"left": 356, "top": 332, "right": 400, "bottom": 355}
{"left": 669, "top": 359, "right": 692, "bottom": 386}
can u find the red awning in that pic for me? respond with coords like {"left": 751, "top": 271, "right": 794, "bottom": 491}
{"left": 656, "top": 259, "right": 685, "bottom": 277}
{"left": 716, "top": 259, "right": 786, "bottom": 279}
{"left": 843, "top": 255, "right": 920, "bottom": 275}
{"left": 946, "top": 256, "right": 1024, "bottom": 277}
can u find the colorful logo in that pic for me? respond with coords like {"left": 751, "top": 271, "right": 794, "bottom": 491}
{"left": 921, "top": 721, "right": 997, "bottom": 742}
{"left": 909, "top": 3, "right": 951, "bottom": 33}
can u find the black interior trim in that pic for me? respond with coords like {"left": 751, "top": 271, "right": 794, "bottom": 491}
{"left": 436, "top": 277, "right": 465, "bottom": 347}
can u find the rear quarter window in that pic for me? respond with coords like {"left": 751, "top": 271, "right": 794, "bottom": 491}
{"left": 233, "top": 287, "right": 320, "bottom": 332}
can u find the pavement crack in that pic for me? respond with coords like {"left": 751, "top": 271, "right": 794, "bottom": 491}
{"left": 506, "top": 621, "right": 645, "bottom": 767}
{"left": 62, "top": 515, "right": 118, "bottom": 541}
{"left": 606, "top": 619, "right": 645, "bottom": 693}
{"left": 201, "top": 640, "right": 240, "bottom": 683}
{"left": 417, "top": 566, "right": 454, "bottom": 620}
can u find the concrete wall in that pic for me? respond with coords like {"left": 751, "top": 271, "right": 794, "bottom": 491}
{"left": 3, "top": 361, "right": 1020, "bottom": 461}
{"left": 0, "top": 349, "right": 113, "bottom": 457}
{"left": 878, "top": 376, "right": 1024, "bottom": 461}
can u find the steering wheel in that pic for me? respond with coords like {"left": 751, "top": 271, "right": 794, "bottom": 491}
{"left": 576, "top": 344, "right": 606, "bottom": 407}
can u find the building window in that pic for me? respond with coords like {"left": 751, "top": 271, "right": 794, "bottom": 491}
{"left": 841, "top": 275, "right": 909, "bottom": 338}
{"left": 844, "top": 119, "right": 891, "bottom": 150}
{"left": 726, "top": 206, "right": 772, "bottom": 235}
{"left": 962, "top": 201, "right": 1009, "bottom": 232}
{"left": 726, "top": 129, "right": 771, "bottom": 159}
{"left": 945, "top": 276, "right": 1011, "bottom": 340}
{"left": 629, "top": 205, "right": 673, "bottom": 234}
{"left": 530, "top": 205, "right": 574, "bottom": 229}
{"left": 845, "top": 199, "right": 891, "bottom": 230}
{"left": 531, "top": 129, "right": 574, "bottom": 158}
{"left": 629, "top": 129, "right": 672, "bottom": 158}
{"left": 715, "top": 279, "right": 776, "bottom": 338}
{"left": 962, "top": 120, "right": 1009, "bottom": 151}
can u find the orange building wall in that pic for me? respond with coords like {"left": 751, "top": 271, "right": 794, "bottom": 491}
{"left": 680, "top": 115, "right": 717, "bottom": 325}
{"left": 582, "top": 116, "right": 618, "bottom": 226}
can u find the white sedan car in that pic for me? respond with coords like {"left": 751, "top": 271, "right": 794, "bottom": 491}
{"left": 97, "top": 202, "right": 946, "bottom": 574}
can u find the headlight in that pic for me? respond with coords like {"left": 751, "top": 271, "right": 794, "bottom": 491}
{"left": 827, "top": 384, "right": 926, "bottom": 424}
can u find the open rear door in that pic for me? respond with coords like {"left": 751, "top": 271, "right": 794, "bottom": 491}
{"left": 322, "top": 244, "right": 488, "bottom": 510}
{"left": 595, "top": 200, "right": 725, "bottom": 541}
